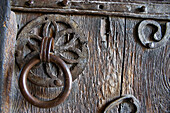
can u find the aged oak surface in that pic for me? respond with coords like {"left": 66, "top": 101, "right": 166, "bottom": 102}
{"left": 0, "top": 1, "right": 10, "bottom": 112}
{"left": 0, "top": 0, "right": 169, "bottom": 113}
{"left": 0, "top": 0, "right": 17, "bottom": 112}
{"left": 122, "top": 18, "right": 169, "bottom": 113}
{"left": 1, "top": 11, "right": 17, "bottom": 113}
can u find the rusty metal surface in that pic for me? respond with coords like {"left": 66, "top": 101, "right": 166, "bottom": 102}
{"left": 40, "top": 37, "right": 54, "bottom": 62}
{"left": 19, "top": 37, "right": 72, "bottom": 108}
{"left": 16, "top": 14, "right": 89, "bottom": 87}
{"left": 138, "top": 20, "right": 170, "bottom": 49}
{"left": 11, "top": 1, "right": 170, "bottom": 20}
{"left": 104, "top": 95, "right": 140, "bottom": 113}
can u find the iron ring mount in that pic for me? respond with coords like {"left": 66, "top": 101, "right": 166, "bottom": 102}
{"left": 19, "top": 37, "right": 72, "bottom": 108}
{"left": 16, "top": 15, "right": 88, "bottom": 87}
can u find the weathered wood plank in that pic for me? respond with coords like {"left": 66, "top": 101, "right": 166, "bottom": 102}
{"left": 122, "top": 18, "right": 170, "bottom": 113}
{"left": 102, "top": 16, "right": 126, "bottom": 112}
{"left": 0, "top": 9, "right": 17, "bottom": 113}
{"left": 0, "top": 0, "right": 10, "bottom": 112}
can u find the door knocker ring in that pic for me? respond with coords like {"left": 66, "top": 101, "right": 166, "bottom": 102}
{"left": 19, "top": 37, "right": 72, "bottom": 108}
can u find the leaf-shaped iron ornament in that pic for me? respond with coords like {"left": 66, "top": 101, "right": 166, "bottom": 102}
{"left": 16, "top": 15, "right": 89, "bottom": 87}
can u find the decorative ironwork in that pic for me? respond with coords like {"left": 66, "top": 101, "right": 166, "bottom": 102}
{"left": 16, "top": 15, "right": 88, "bottom": 87}
{"left": 104, "top": 95, "right": 140, "bottom": 113}
{"left": 138, "top": 20, "right": 170, "bottom": 48}
{"left": 11, "top": 1, "right": 170, "bottom": 20}
{"left": 19, "top": 37, "right": 72, "bottom": 108}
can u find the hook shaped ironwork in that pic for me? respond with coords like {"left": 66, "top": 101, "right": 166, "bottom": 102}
{"left": 104, "top": 95, "right": 140, "bottom": 113}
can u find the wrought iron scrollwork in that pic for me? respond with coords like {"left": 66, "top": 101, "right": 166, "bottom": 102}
{"left": 104, "top": 95, "right": 140, "bottom": 113}
{"left": 138, "top": 20, "right": 170, "bottom": 48}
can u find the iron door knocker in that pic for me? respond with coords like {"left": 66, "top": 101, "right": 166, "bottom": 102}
{"left": 16, "top": 15, "right": 89, "bottom": 108}
{"left": 19, "top": 37, "right": 72, "bottom": 108}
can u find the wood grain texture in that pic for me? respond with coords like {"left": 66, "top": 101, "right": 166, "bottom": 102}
{"left": 11, "top": 14, "right": 125, "bottom": 113}
{"left": 71, "top": 0, "right": 169, "bottom": 3}
{"left": 102, "top": 16, "right": 125, "bottom": 113}
{"left": 0, "top": 0, "right": 10, "bottom": 112}
{"left": 2, "top": 1, "right": 169, "bottom": 112}
{"left": 0, "top": 11, "right": 17, "bottom": 113}
{"left": 122, "top": 18, "right": 170, "bottom": 113}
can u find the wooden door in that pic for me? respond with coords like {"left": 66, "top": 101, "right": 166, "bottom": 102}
{"left": 0, "top": 0, "right": 169, "bottom": 113}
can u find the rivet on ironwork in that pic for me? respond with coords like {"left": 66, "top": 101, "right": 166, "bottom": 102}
{"left": 25, "top": 0, "right": 34, "bottom": 6}
{"left": 146, "top": 42, "right": 155, "bottom": 48}
{"left": 62, "top": 0, "right": 68, "bottom": 6}
{"left": 139, "top": 6, "right": 146, "bottom": 12}
{"left": 98, "top": 5, "right": 104, "bottom": 9}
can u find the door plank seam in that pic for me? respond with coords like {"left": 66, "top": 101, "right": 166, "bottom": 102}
{"left": 118, "top": 17, "right": 126, "bottom": 113}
